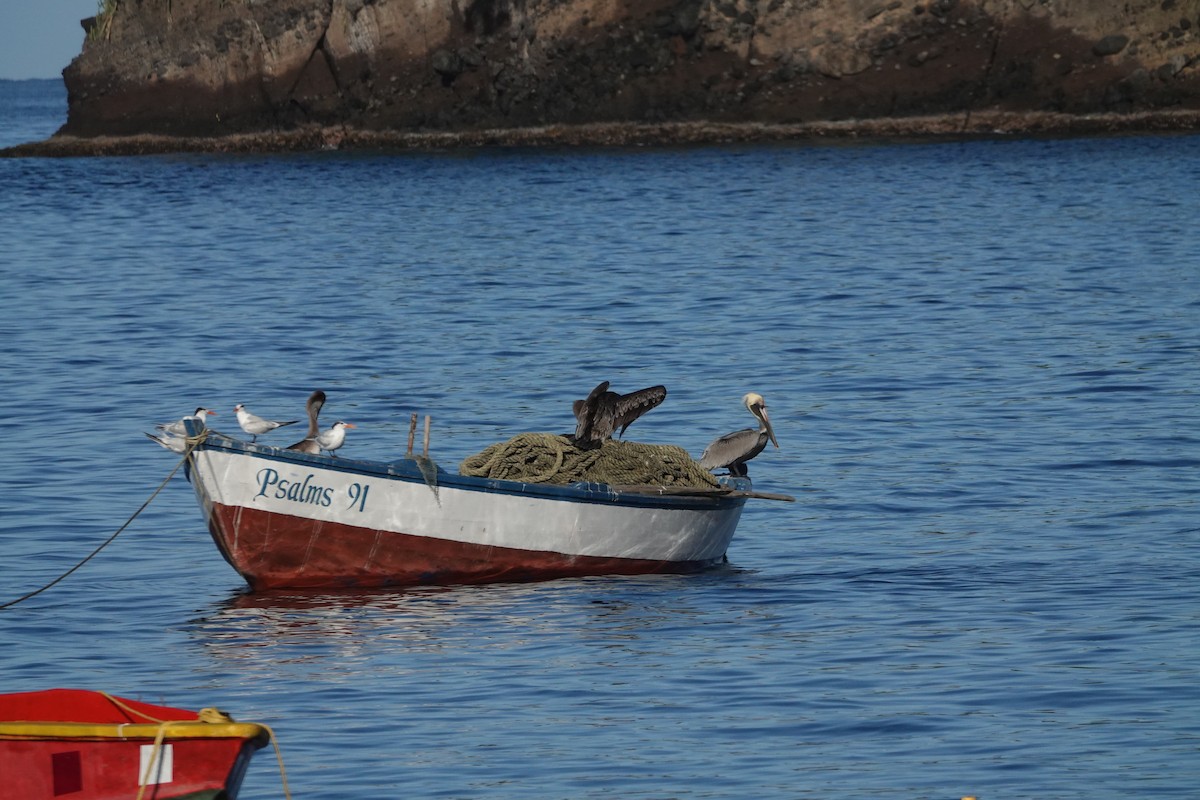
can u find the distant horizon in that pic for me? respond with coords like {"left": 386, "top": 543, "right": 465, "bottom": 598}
{"left": 0, "top": 1, "right": 97, "bottom": 81}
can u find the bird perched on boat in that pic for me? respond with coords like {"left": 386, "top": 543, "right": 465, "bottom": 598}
{"left": 571, "top": 381, "right": 667, "bottom": 449}
{"left": 698, "top": 392, "right": 779, "bottom": 478}
{"left": 315, "top": 421, "right": 355, "bottom": 457}
{"left": 144, "top": 430, "right": 188, "bottom": 454}
{"left": 233, "top": 403, "right": 299, "bottom": 442}
{"left": 286, "top": 390, "right": 327, "bottom": 454}
{"left": 156, "top": 407, "right": 216, "bottom": 436}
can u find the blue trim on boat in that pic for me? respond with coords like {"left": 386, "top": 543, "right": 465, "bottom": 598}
{"left": 188, "top": 425, "right": 750, "bottom": 511}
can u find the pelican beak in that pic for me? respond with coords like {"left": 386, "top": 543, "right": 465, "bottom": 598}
{"left": 760, "top": 407, "right": 779, "bottom": 449}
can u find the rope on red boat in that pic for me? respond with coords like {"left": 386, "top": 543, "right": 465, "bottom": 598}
{"left": 128, "top": 698, "right": 294, "bottom": 800}
{"left": 0, "top": 432, "right": 205, "bottom": 611}
{"left": 263, "top": 725, "right": 295, "bottom": 800}
{"left": 93, "top": 691, "right": 292, "bottom": 800}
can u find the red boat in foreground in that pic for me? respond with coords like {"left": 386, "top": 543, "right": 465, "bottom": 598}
{"left": 0, "top": 689, "right": 272, "bottom": 800}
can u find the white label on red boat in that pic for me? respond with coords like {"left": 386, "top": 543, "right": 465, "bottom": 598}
{"left": 139, "top": 743, "right": 174, "bottom": 785}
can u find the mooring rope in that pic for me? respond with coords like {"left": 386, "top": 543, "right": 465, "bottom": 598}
{"left": 111, "top": 690, "right": 293, "bottom": 800}
{"left": 459, "top": 433, "right": 720, "bottom": 488}
{"left": 0, "top": 431, "right": 206, "bottom": 611}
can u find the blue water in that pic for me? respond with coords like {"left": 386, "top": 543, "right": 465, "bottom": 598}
{"left": 1, "top": 79, "right": 1198, "bottom": 799}
{"left": 0, "top": 79, "right": 67, "bottom": 146}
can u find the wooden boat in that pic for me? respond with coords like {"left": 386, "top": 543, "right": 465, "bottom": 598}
{"left": 0, "top": 689, "right": 270, "bottom": 800}
{"left": 179, "top": 419, "right": 785, "bottom": 591}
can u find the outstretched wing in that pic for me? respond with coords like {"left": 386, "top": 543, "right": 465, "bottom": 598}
{"left": 613, "top": 385, "right": 667, "bottom": 438}
{"left": 287, "top": 390, "right": 327, "bottom": 451}
{"left": 308, "top": 390, "right": 327, "bottom": 417}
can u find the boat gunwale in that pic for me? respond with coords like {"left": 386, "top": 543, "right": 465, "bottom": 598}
{"left": 0, "top": 720, "right": 269, "bottom": 742}
{"left": 189, "top": 427, "right": 751, "bottom": 512}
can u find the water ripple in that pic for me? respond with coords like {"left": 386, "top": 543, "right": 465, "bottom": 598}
{"left": 1, "top": 85, "right": 1198, "bottom": 798}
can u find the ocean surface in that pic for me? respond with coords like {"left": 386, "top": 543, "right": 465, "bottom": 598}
{"left": 1, "top": 78, "right": 1198, "bottom": 799}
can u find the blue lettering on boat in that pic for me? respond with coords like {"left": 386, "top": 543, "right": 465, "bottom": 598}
{"left": 254, "top": 467, "right": 333, "bottom": 507}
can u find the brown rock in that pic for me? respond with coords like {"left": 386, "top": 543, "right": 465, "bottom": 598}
{"left": 24, "top": 0, "right": 1200, "bottom": 151}
{"left": 1093, "top": 34, "right": 1130, "bottom": 58}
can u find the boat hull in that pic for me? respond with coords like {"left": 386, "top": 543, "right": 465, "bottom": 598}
{"left": 1, "top": 739, "right": 258, "bottom": 800}
{"left": 185, "top": 432, "right": 747, "bottom": 590}
{"left": 0, "top": 690, "right": 268, "bottom": 800}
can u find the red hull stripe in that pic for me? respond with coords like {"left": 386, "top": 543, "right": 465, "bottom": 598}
{"left": 207, "top": 502, "right": 721, "bottom": 590}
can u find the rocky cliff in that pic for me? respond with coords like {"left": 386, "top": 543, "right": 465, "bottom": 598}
{"left": 44, "top": 0, "right": 1200, "bottom": 148}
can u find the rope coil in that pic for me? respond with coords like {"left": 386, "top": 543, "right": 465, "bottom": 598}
{"left": 459, "top": 433, "right": 719, "bottom": 488}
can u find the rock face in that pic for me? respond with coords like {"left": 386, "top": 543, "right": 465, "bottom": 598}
{"left": 61, "top": 0, "right": 1200, "bottom": 139}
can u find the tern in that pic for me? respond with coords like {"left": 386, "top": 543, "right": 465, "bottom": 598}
{"left": 315, "top": 421, "right": 355, "bottom": 457}
{"left": 144, "top": 431, "right": 188, "bottom": 454}
{"left": 156, "top": 407, "right": 215, "bottom": 436}
{"left": 234, "top": 403, "right": 299, "bottom": 442}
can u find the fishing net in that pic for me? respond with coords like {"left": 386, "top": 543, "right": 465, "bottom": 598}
{"left": 459, "top": 433, "right": 720, "bottom": 488}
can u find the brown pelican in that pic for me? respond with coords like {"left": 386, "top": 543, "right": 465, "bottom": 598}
{"left": 571, "top": 381, "right": 667, "bottom": 448}
{"left": 286, "top": 390, "right": 327, "bottom": 453}
{"left": 234, "top": 403, "right": 299, "bottom": 442}
{"left": 698, "top": 392, "right": 779, "bottom": 477}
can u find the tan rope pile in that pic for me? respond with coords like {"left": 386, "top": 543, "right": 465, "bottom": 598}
{"left": 459, "top": 433, "right": 720, "bottom": 488}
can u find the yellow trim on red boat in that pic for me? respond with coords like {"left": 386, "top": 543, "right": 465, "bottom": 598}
{"left": 0, "top": 720, "right": 269, "bottom": 741}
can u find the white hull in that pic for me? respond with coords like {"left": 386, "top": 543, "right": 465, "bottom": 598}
{"left": 183, "top": 431, "right": 750, "bottom": 589}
